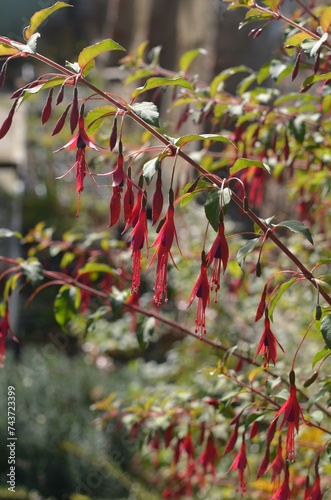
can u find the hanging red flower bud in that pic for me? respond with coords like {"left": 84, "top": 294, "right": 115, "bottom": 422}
{"left": 52, "top": 104, "right": 71, "bottom": 136}
{"left": 109, "top": 116, "right": 118, "bottom": 151}
{"left": 0, "top": 99, "right": 17, "bottom": 140}
{"left": 41, "top": 88, "right": 54, "bottom": 124}
{"left": 152, "top": 168, "right": 163, "bottom": 225}
{"left": 56, "top": 82, "right": 65, "bottom": 105}
{"left": 108, "top": 186, "right": 122, "bottom": 227}
{"left": 0, "top": 60, "right": 8, "bottom": 88}
{"left": 70, "top": 85, "right": 79, "bottom": 133}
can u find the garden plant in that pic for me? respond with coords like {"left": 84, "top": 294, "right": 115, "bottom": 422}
{"left": 1, "top": 1, "right": 331, "bottom": 498}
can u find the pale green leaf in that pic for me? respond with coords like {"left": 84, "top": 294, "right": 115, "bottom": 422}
{"left": 175, "top": 133, "right": 234, "bottom": 148}
{"left": 143, "top": 157, "right": 160, "bottom": 185}
{"left": 312, "top": 345, "right": 330, "bottom": 368}
{"left": 237, "top": 238, "right": 260, "bottom": 270}
{"left": 179, "top": 48, "right": 207, "bottom": 72}
{"left": 231, "top": 157, "right": 271, "bottom": 175}
{"left": 132, "top": 77, "right": 194, "bottom": 98}
{"left": 268, "top": 278, "right": 297, "bottom": 321}
{"left": 131, "top": 101, "right": 160, "bottom": 127}
{"left": 78, "top": 39, "right": 125, "bottom": 71}
{"left": 24, "top": 2, "right": 72, "bottom": 40}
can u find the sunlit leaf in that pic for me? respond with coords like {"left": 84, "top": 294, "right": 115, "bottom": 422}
{"left": 179, "top": 48, "right": 207, "bottom": 72}
{"left": 210, "top": 66, "right": 252, "bottom": 96}
{"left": 204, "top": 188, "right": 231, "bottom": 231}
{"left": 78, "top": 39, "right": 125, "bottom": 71}
{"left": 175, "top": 133, "right": 234, "bottom": 148}
{"left": 54, "top": 284, "right": 81, "bottom": 329}
{"left": 132, "top": 77, "right": 194, "bottom": 98}
{"left": 20, "top": 259, "right": 43, "bottom": 286}
{"left": 237, "top": 238, "right": 260, "bottom": 270}
{"left": 77, "top": 262, "right": 115, "bottom": 277}
{"left": 284, "top": 32, "right": 313, "bottom": 48}
{"left": 312, "top": 345, "right": 330, "bottom": 368}
{"left": 320, "top": 7, "right": 331, "bottom": 33}
{"left": 131, "top": 101, "right": 160, "bottom": 127}
{"left": 273, "top": 220, "right": 313, "bottom": 245}
{"left": 268, "top": 278, "right": 297, "bottom": 321}
{"left": 0, "top": 229, "right": 22, "bottom": 239}
{"left": 0, "top": 42, "right": 19, "bottom": 57}
{"left": 231, "top": 157, "right": 271, "bottom": 175}
{"left": 85, "top": 105, "right": 116, "bottom": 133}
{"left": 143, "top": 157, "right": 160, "bottom": 185}
{"left": 24, "top": 2, "right": 72, "bottom": 40}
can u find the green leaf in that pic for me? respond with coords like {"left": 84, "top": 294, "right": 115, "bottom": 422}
{"left": 132, "top": 77, "right": 194, "bottom": 98}
{"left": 303, "top": 72, "right": 331, "bottom": 88}
{"left": 312, "top": 345, "right": 330, "bottom": 368}
{"left": 24, "top": 2, "right": 72, "bottom": 40}
{"left": 78, "top": 39, "right": 125, "bottom": 71}
{"left": 273, "top": 220, "right": 313, "bottom": 245}
{"left": 237, "top": 238, "right": 260, "bottom": 270}
{"left": 136, "top": 317, "right": 155, "bottom": 349}
{"left": 309, "top": 32, "right": 329, "bottom": 57}
{"left": 86, "top": 306, "right": 110, "bottom": 332}
{"left": 230, "top": 157, "right": 271, "bottom": 175}
{"left": 175, "top": 133, "right": 234, "bottom": 148}
{"left": 65, "top": 60, "right": 81, "bottom": 74}
{"left": 268, "top": 278, "right": 297, "bottom": 321}
{"left": 204, "top": 188, "right": 231, "bottom": 232}
{"left": 320, "top": 314, "right": 331, "bottom": 349}
{"left": 288, "top": 117, "right": 306, "bottom": 143}
{"left": 320, "top": 7, "right": 331, "bottom": 33}
{"left": 131, "top": 101, "right": 160, "bottom": 127}
{"left": 284, "top": 32, "right": 313, "bottom": 48}
{"left": 262, "top": 0, "right": 279, "bottom": 9}
{"left": 77, "top": 262, "right": 115, "bottom": 277}
{"left": 20, "top": 260, "right": 43, "bottom": 286}
{"left": 143, "top": 157, "right": 160, "bottom": 185}
{"left": 85, "top": 106, "right": 116, "bottom": 133}
{"left": 54, "top": 285, "right": 81, "bottom": 330}
{"left": 210, "top": 66, "right": 252, "bottom": 96}
{"left": 179, "top": 48, "right": 207, "bottom": 72}
{"left": 0, "top": 229, "right": 22, "bottom": 239}
{"left": 0, "top": 43, "right": 19, "bottom": 57}
{"left": 180, "top": 180, "right": 210, "bottom": 207}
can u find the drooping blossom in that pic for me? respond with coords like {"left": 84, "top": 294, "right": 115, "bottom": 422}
{"left": 268, "top": 439, "right": 285, "bottom": 483}
{"left": 311, "top": 468, "right": 322, "bottom": 500}
{"left": 199, "top": 433, "right": 219, "bottom": 476}
{"left": 272, "top": 371, "right": 304, "bottom": 462}
{"left": 129, "top": 197, "right": 148, "bottom": 293}
{"left": 254, "top": 309, "right": 285, "bottom": 370}
{"left": 240, "top": 164, "right": 266, "bottom": 209}
{"left": 187, "top": 256, "right": 210, "bottom": 339}
{"left": 271, "top": 465, "right": 291, "bottom": 500}
{"left": 149, "top": 190, "right": 180, "bottom": 305}
{"left": 55, "top": 109, "right": 98, "bottom": 216}
{"left": 229, "top": 436, "right": 247, "bottom": 494}
{"left": 206, "top": 220, "right": 229, "bottom": 302}
{"left": 257, "top": 444, "right": 270, "bottom": 478}
{"left": 152, "top": 168, "right": 164, "bottom": 225}
{"left": 224, "top": 421, "right": 239, "bottom": 455}
{"left": 0, "top": 306, "right": 18, "bottom": 367}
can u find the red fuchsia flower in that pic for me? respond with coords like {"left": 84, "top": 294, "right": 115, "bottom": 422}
{"left": 224, "top": 421, "right": 240, "bottom": 455}
{"left": 311, "top": 469, "right": 322, "bottom": 500}
{"left": 229, "top": 436, "right": 247, "bottom": 494}
{"left": 55, "top": 110, "right": 98, "bottom": 217}
{"left": 268, "top": 439, "right": 285, "bottom": 483}
{"left": 0, "top": 306, "right": 18, "bottom": 367}
{"left": 187, "top": 255, "right": 210, "bottom": 339}
{"left": 257, "top": 444, "right": 270, "bottom": 479}
{"left": 149, "top": 190, "right": 180, "bottom": 305}
{"left": 254, "top": 309, "right": 285, "bottom": 370}
{"left": 273, "top": 371, "right": 304, "bottom": 463}
{"left": 271, "top": 466, "right": 291, "bottom": 500}
{"left": 129, "top": 197, "right": 148, "bottom": 293}
{"left": 206, "top": 219, "right": 229, "bottom": 302}
{"left": 152, "top": 169, "right": 163, "bottom": 225}
{"left": 240, "top": 164, "right": 266, "bottom": 209}
{"left": 199, "top": 433, "right": 219, "bottom": 476}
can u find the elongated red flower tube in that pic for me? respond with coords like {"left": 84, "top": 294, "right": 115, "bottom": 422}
{"left": 254, "top": 309, "right": 285, "bottom": 369}
{"left": 206, "top": 220, "right": 229, "bottom": 302}
{"left": 149, "top": 190, "right": 180, "bottom": 305}
{"left": 187, "top": 256, "right": 210, "bottom": 339}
